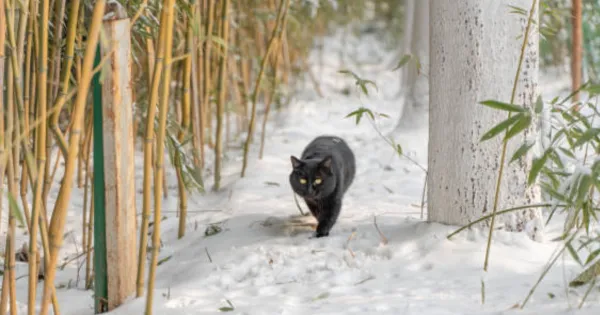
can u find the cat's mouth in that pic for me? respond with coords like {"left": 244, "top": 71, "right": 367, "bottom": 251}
{"left": 303, "top": 193, "right": 320, "bottom": 200}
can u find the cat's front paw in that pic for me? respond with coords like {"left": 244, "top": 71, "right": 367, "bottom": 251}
{"left": 314, "top": 231, "right": 329, "bottom": 238}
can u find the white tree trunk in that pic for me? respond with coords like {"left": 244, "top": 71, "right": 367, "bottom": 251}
{"left": 428, "top": 0, "right": 543, "bottom": 237}
{"left": 395, "top": 0, "right": 429, "bottom": 131}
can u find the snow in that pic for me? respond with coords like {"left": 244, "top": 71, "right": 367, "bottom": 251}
{"left": 2, "top": 27, "right": 600, "bottom": 315}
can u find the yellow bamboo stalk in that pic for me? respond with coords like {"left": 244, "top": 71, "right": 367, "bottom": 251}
{"left": 6, "top": 156, "right": 18, "bottom": 315}
{"left": 145, "top": 0, "right": 176, "bottom": 313}
{"left": 137, "top": 6, "right": 168, "bottom": 298}
{"left": 190, "top": 0, "right": 204, "bottom": 170}
{"left": 50, "top": 0, "right": 81, "bottom": 156}
{"left": 177, "top": 8, "right": 194, "bottom": 239}
{"left": 3, "top": 0, "right": 37, "bottom": 188}
{"left": 39, "top": 2, "right": 107, "bottom": 314}
{"left": 203, "top": 0, "right": 216, "bottom": 149}
{"left": 28, "top": 0, "right": 50, "bottom": 311}
{"left": 213, "top": 0, "right": 230, "bottom": 190}
{"left": 259, "top": 0, "right": 291, "bottom": 158}
{"left": 20, "top": 0, "right": 37, "bottom": 233}
{"left": 241, "top": 0, "right": 288, "bottom": 177}
{"left": 0, "top": 0, "right": 6, "bottom": 239}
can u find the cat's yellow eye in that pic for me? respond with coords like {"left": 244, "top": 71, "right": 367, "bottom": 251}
{"left": 299, "top": 178, "right": 307, "bottom": 184}
{"left": 314, "top": 178, "right": 322, "bottom": 185}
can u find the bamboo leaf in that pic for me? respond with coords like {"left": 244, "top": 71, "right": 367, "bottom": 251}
{"left": 567, "top": 242, "right": 583, "bottom": 266}
{"left": 569, "top": 260, "right": 600, "bottom": 287}
{"left": 585, "top": 249, "right": 600, "bottom": 266}
{"left": 510, "top": 141, "right": 535, "bottom": 163}
{"left": 573, "top": 128, "right": 600, "bottom": 148}
{"left": 479, "top": 100, "right": 527, "bottom": 112}
{"left": 219, "top": 299, "right": 235, "bottom": 312}
{"left": 480, "top": 113, "right": 522, "bottom": 141}
{"left": 6, "top": 192, "right": 25, "bottom": 227}
{"left": 534, "top": 95, "right": 544, "bottom": 114}
{"left": 505, "top": 113, "right": 532, "bottom": 140}
{"left": 392, "top": 54, "right": 412, "bottom": 71}
{"left": 528, "top": 151, "right": 550, "bottom": 185}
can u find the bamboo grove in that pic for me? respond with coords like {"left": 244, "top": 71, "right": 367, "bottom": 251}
{"left": 0, "top": 0, "right": 407, "bottom": 313}
{"left": 0, "top": 0, "right": 596, "bottom": 314}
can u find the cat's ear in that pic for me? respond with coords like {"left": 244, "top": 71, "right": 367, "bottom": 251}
{"left": 319, "top": 156, "right": 333, "bottom": 172}
{"left": 290, "top": 156, "right": 303, "bottom": 168}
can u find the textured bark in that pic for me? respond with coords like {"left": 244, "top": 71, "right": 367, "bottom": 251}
{"left": 428, "top": 0, "right": 542, "bottom": 236}
{"left": 100, "top": 16, "right": 138, "bottom": 310}
{"left": 395, "top": 0, "right": 429, "bottom": 130}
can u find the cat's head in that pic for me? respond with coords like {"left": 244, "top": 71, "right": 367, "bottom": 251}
{"left": 289, "top": 155, "right": 336, "bottom": 199}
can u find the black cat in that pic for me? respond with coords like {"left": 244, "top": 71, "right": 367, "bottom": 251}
{"left": 289, "top": 135, "right": 356, "bottom": 237}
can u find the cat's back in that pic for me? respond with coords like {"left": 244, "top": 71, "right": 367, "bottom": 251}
{"left": 302, "top": 135, "right": 352, "bottom": 159}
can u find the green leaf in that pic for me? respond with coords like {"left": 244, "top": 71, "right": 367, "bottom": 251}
{"left": 528, "top": 151, "right": 550, "bottom": 185}
{"left": 505, "top": 113, "right": 532, "bottom": 140}
{"left": 510, "top": 141, "right": 534, "bottom": 163}
{"left": 205, "top": 224, "right": 222, "bottom": 237}
{"left": 219, "top": 300, "right": 235, "bottom": 312}
{"left": 6, "top": 192, "right": 25, "bottom": 227}
{"left": 557, "top": 147, "right": 576, "bottom": 159}
{"left": 567, "top": 242, "right": 583, "bottom": 266}
{"left": 184, "top": 164, "right": 205, "bottom": 192}
{"left": 585, "top": 249, "right": 600, "bottom": 266}
{"left": 583, "top": 84, "right": 600, "bottom": 96}
{"left": 576, "top": 174, "right": 592, "bottom": 203}
{"left": 392, "top": 54, "right": 412, "bottom": 71}
{"left": 357, "top": 79, "right": 378, "bottom": 96}
{"left": 573, "top": 128, "right": 600, "bottom": 148}
{"left": 480, "top": 113, "right": 522, "bottom": 141}
{"left": 548, "top": 150, "right": 564, "bottom": 169}
{"left": 479, "top": 100, "right": 527, "bottom": 112}
{"left": 312, "top": 292, "right": 330, "bottom": 301}
{"left": 345, "top": 107, "right": 374, "bottom": 125}
{"left": 157, "top": 255, "right": 172, "bottom": 266}
{"left": 534, "top": 95, "right": 544, "bottom": 114}
{"left": 396, "top": 144, "right": 403, "bottom": 156}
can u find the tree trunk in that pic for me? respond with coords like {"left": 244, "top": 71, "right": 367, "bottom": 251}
{"left": 428, "top": 0, "right": 542, "bottom": 236}
{"left": 394, "top": 0, "right": 429, "bottom": 131}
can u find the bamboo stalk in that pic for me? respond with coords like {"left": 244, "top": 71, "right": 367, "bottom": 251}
{"left": 50, "top": 0, "right": 81, "bottom": 156}
{"left": 191, "top": 0, "right": 204, "bottom": 170}
{"left": 39, "top": 2, "right": 107, "bottom": 314}
{"left": 203, "top": 0, "right": 216, "bottom": 149}
{"left": 6, "top": 157, "right": 18, "bottom": 315}
{"left": 241, "top": 0, "right": 288, "bottom": 177}
{"left": 81, "top": 110, "right": 93, "bottom": 290}
{"left": 213, "top": 0, "right": 230, "bottom": 190}
{"left": 137, "top": 6, "right": 168, "bottom": 299}
{"left": 177, "top": 6, "right": 194, "bottom": 238}
{"left": 3, "top": 0, "right": 38, "bottom": 190}
{"left": 4, "top": 7, "right": 18, "bottom": 311}
{"left": 571, "top": 0, "right": 582, "bottom": 106}
{"left": 0, "top": 0, "right": 6, "bottom": 238}
{"left": 28, "top": 0, "right": 50, "bottom": 311}
{"left": 85, "top": 178, "right": 94, "bottom": 289}
{"left": 145, "top": 0, "right": 176, "bottom": 313}
{"left": 259, "top": 0, "right": 290, "bottom": 158}
{"left": 20, "top": 0, "right": 37, "bottom": 233}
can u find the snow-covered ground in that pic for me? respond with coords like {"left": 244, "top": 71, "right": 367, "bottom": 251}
{"left": 3, "top": 27, "right": 599, "bottom": 314}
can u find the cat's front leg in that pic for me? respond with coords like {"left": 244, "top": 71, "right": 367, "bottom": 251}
{"left": 315, "top": 199, "right": 341, "bottom": 238}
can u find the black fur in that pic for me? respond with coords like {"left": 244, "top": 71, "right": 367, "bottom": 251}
{"left": 289, "top": 135, "right": 355, "bottom": 237}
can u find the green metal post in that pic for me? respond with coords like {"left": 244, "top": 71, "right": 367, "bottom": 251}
{"left": 92, "top": 43, "right": 108, "bottom": 313}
